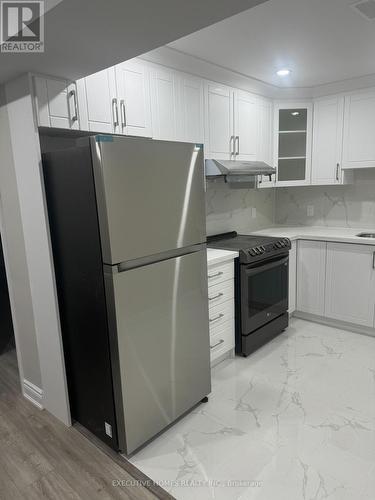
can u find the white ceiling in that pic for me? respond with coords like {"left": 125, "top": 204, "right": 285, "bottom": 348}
{"left": 168, "top": 0, "right": 375, "bottom": 88}
{"left": 0, "top": 0, "right": 267, "bottom": 84}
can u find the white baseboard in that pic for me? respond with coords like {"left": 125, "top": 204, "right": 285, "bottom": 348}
{"left": 293, "top": 311, "right": 375, "bottom": 338}
{"left": 23, "top": 379, "right": 44, "bottom": 409}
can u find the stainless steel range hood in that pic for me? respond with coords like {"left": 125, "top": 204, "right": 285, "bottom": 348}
{"left": 205, "top": 159, "right": 276, "bottom": 186}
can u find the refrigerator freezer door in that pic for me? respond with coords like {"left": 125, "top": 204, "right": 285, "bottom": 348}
{"left": 105, "top": 248, "right": 211, "bottom": 455}
{"left": 91, "top": 136, "right": 206, "bottom": 265}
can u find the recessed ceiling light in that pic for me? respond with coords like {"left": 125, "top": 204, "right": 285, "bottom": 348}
{"left": 276, "top": 69, "right": 291, "bottom": 77}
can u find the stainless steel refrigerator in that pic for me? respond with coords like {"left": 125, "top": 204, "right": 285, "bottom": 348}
{"left": 42, "top": 134, "right": 211, "bottom": 455}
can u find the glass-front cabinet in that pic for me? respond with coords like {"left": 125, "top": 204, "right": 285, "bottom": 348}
{"left": 273, "top": 102, "right": 313, "bottom": 186}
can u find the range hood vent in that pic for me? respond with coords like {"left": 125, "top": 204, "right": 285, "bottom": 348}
{"left": 205, "top": 159, "right": 276, "bottom": 186}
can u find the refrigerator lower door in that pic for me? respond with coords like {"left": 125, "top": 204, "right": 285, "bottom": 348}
{"left": 105, "top": 248, "right": 211, "bottom": 455}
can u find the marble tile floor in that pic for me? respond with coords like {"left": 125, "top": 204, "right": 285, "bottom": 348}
{"left": 130, "top": 319, "right": 375, "bottom": 500}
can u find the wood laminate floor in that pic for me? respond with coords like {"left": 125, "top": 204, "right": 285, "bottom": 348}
{"left": 0, "top": 349, "right": 172, "bottom": 500}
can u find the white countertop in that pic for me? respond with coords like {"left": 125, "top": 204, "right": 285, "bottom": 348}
{"left": 252, "top": 226, "right": 375, "bottom": 245}
{"left": 207, "top": 248, "right": 238, "bottom": 266}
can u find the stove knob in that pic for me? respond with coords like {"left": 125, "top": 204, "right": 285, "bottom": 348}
{"left": 249, "top": 249, "right": 256, "bottom": 256}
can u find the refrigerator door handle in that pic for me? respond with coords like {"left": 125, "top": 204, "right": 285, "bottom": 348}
{"left": 104, "top": 243, "right": 207, "bottom": 274}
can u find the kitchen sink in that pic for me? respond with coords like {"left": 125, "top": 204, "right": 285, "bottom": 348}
{"left": 356, "top": 232, "right": 375, "bottom": 238}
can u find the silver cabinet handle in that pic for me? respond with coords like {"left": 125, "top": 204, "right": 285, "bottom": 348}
{"left": 120, "top": 99, "right": 126, "bottom": 128}
{"left": 230, "top": 135, "right": 235, "bottom": 157}
{"left": 373, "top": 251, "right": 375, "bottom": 269}
{"left": 336, "top": 163, "right": 340, "bottom": 182}
{"left": 208, "top": 292, "right": 223, "bottom": 301}
{"left": 210, "top": 339, "right": 225, "bottom": 350}
{"left": 235, "top": 135, "right": 240, "bottom": 156}
{"left": 209, "top": 313, "right": 224, "bottom": 323}
{"left": 208, "top": 271, "right": 223, "bottom": 279}
{"left": 112, "top": 98, "right": 119, "bottom": 127}
{"left": 69, "top": 89, "right": 78, "bottom": 122}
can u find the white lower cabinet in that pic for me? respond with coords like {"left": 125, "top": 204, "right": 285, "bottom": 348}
{"left": 296, "top": 239, "right": 375, "bottom": 330}
{"left": 288, "top": 241, "right": 297, "bottom": 314}
{"left": 296, "top": 240, "right": 326, "bottom": 316}
{"left": 325, "top": 242, "right": 375, "bottom": 327}
{"left": 207, "top": 259, "right": 235, "bottom": 365}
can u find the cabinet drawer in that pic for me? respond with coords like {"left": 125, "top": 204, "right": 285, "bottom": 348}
{"left": 208, "top": 280, "right": 234, "bottom": 309}
{"left": 209, "top": 300, "right": 234, "bottom": 333}
{"left": 207, "top": 261, "right": 234, "bottom": 287}
{"left": 210, "top": 319, "right": 235, "bottom": 363}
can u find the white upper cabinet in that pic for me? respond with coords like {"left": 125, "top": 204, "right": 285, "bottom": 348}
{"left": 325, "top": 242, "right": 375, "bottom": 327}
{"left": 33, "top": 76, "right": 80, "bottom": 130}
{"left": 296, "top": 240, "right": 326, "bottom": 316}
{"left": 115, "top": 60, "right": 152, "bottom": 137}
{"left": 76, "top": 68, "right": 118, "bottom": 133}
{"left": 176, "top": 73, "right": 204, "bottom": 144}
{"left": 233, "top": 90, "right": 257, "bottom": 161}
{"left": 204, "top": 82, "right": 234, "bottom": 160}
{"left": 273, "top": 102, "right": 313, "bottom": 186}
{"left": 150, "top": 66, "right": 178, "bottom": 141}
{"left": 77, "top": 60, "right": 152, "bottom": 137}
{"left": 342, "top": 89, "right": 375, "bottom": 169}
{"left": 311, "top": 96, "right": 351, "bottom": 185}
{"left": 257, "top": 98, "right": 274, "bottom": 188}
{"left": 204, "top": 82, "right": 261, "bottom": 162}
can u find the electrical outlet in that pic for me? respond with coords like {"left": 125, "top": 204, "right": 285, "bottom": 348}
{"left": 307, "top": 205, "right": 314, "bottom": 217}
{"left": 251, "top": 207, "right": 257, "bottom": 219}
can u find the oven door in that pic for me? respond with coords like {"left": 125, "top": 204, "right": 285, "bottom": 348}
{"left": 241, "top": 254, "right": 289, "bottom": 334}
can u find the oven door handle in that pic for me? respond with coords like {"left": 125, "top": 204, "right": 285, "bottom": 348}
{"left": 244, "top": 256, "right": 289, "bottom": 276}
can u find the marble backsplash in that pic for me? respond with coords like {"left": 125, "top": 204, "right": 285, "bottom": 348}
{"left": 205, "top": 178, "right": 275, "bottom": 236}
{"left": 275, "top": 169, "right": 375, "bottom": 229}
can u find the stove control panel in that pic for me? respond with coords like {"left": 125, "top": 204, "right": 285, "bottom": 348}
{"left": 245, "top": 238, "right": 291, "bottom": 260}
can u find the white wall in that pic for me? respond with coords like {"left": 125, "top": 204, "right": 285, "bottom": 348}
{"left": 3, "top": 74, "right": 70, "bottom": 424}
{"left": 0, "top": 87, "right": 42, "bottom": 390}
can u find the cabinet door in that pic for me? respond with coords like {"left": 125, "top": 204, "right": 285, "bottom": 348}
{"left": 234, "top": 90, "right": 257, "bottom": 161}
{"left": 274, "top": 102, "right": 312, "bottom": 186}
{"left": 204, "top": 82, "right": 234, "bottom": 160}
{"left": 297, "top": 240, "right": 326, "bottom": 315}
{"left": 115, "top": 60, "right": 152, "bottom": 137}
{"left": 34, "top": 76, "right": 79, "bottom": 130}
{"left": 342, "top": 90, "right": 375, "bottom": 169}
{"left": 77, "top": 68, "right": 118, "bottom": 133}
{"left": 150, "top": 67, "right": 177, "bottom": 141}
{"left": 325, "top": 243, "right": 375, "bottom": 327}
{"left": 257, "top": 98, "right": 275, "bottom": 188}
{"left": 288, "top": 241, "right": 297, "bottom": 314}
{"left": 177, "top": 73, "right": 204, "bottom": 144}
{"left": 312, "top": 96, "right": 344, "bottom": 185}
